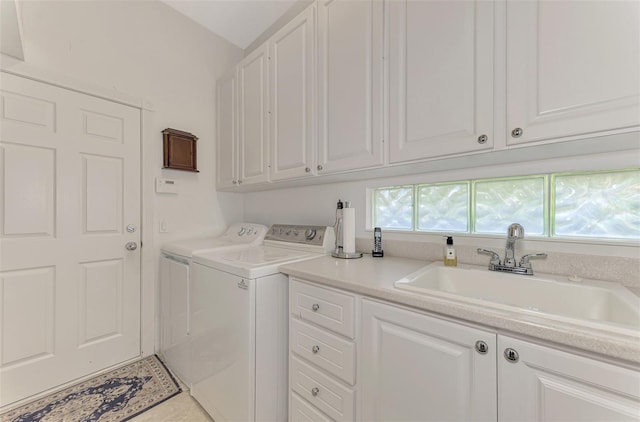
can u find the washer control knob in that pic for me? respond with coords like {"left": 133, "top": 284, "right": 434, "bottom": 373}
{"left": 305, "top": 229, "right": 317, "bottom": 240}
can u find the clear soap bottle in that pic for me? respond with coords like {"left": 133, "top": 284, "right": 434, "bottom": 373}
{"left": 444, "top": 236, "right": 457, "bottom": 267}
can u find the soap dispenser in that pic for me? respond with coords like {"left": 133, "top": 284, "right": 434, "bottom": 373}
{"left": 444, "top": 236, "right": 457, "bottom": 267}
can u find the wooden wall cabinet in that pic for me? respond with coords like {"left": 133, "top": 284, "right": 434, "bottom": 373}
{"left": 163, "top": 128, "right": 199, "bottom": 172}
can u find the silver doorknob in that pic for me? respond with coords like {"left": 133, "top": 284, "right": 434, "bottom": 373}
{"left": 475, "top": 340, "right": 489, "bottom": 354}
{"left": 125, "top": 242, "right": 138, "bottom": 251}
{"left": 504, "top": 348, "right": 519, "bottom": 363}
{"left": 511, "top": 127, "right": 523, "bottom": 138}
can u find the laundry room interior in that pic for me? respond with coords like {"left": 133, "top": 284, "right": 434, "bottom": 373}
{"left": 1, "top": 0, "right": 639, "bottom": 421}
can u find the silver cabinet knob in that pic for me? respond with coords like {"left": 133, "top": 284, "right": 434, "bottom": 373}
{"left": 237, "top": 180, "right": 243, "bottom": 184}
{"left": 511, "top": 127, "right": 523, "bottom": 138}
{"left": 477, "top": 134, "right": 488, "bottom": 144}
{"left": 125, "top": 242, "right": 137, "bottom": 251}
{"left": 312, "top": 345, "right": 320, "bottom": 354}
{"left": 475, "top": 340, "right": 489, "bottom": 354}
{"left": 317, "top": 165, "right": 323, "bottom": 171}
{"left": 232, "top": 180, "right": 237, "bottom": 185}
{"left": 504, "top": 348, "right": 519, "bottom": 363}
{"left": 305, "top": 167, "right": 311, "bottom": 173}
{"left": 312, "top": 304, "right": 320, "bottom": 312}
{"left": 311, "top": 387, "right": 320, "bottom": 397}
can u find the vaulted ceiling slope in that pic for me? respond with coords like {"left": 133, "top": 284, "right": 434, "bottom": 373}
{"left": 162, "top": 0, "right": 297, "bottom": 49}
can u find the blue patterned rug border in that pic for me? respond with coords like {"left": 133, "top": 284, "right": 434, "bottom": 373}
{"left": 1, "top": 354, "right": 182, "bottom": 422}
{"left": 122, "top": 355, "right": 182, "bottom": 422}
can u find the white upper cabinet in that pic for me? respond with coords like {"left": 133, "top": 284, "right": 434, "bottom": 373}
{"left": 506, "top": 0, "right": 640, "bottom": 145}
{"left": 270, "top": 5, "right": 316, "bottom": 181}
{"left": 238, "top": 43, "right": 270, "bottom": 185}
{"left": 216, "top": 68, "right": 238, "bottom": 189}
{"left": 317, "top": 0, "right": 384, "bottom": 174}
{"left": 388, "top": 0, "right": 495, "bottom": 163}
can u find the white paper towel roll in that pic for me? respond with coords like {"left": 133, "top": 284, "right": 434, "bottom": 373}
{"left": 342, "top": 207, "right": 356, "bottom": 254}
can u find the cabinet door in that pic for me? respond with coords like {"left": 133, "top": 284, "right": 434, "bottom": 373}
{"left": 506, "top": 0, "right": 640, "bottom": 145}
{"left": 270, "top": 5, "right": 316, "bottom": 181}
{"left": 498, "top": 335, "right": 640, "bottom": 421}
{"left": 317, "top": 0, "right": 384, "bottom": 174}
{"left": 238, "top": 43, "right": 270, "bottom": 185}
{"left": 388, "top": 0, "right": 494, "bottom": 163}
{"left": 360, "top": 299, "right": 497, "bottom": 422}
{"left": 216, "top": 68, "right": 238, "bottom": 188}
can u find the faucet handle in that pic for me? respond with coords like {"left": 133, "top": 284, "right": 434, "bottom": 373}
{"left": 477, "top": 248, "right": 501, "bottom": 265}
{"left": 519, "top": 253, "right": 547, "bottom": 268}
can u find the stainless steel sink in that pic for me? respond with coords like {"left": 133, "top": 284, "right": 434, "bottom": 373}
{"left": 394, "top": 263, "right": 640, "bottom": 330}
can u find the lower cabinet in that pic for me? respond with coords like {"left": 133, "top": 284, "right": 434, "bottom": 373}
{"left": 498, "top": 335, "right": 640, "bottom": 421}
{"left": 289, "top": 278, "right": 640, "bottom": 421}
{"left": 360, "top": 299, "right": 497, "bottom": 421}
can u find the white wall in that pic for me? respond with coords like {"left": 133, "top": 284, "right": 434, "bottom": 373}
{"left": 2, "top": 0, "right": 245, "bottom": 244}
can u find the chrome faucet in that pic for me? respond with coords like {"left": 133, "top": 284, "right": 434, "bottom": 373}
{"left": 504, "top": 223, "right": 524, "bottom": 267}
{"left": 477, "top": 223, "right": 547, "bottom": 275}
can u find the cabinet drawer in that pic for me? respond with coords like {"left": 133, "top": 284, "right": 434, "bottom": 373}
{"left": 290, "top": 356, "right": 355, "bottom": 421}
{"left": 291, "top": 317, "right": 356, "bottom": 385}
{"left": 290, "top": 392, "right": 333, "bottom": 422}
{"left": 290, "top": 279, "right": 355, "bottom": 338}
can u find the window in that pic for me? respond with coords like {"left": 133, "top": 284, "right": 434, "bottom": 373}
{"left": 370, "top": 169, "right": 639, "bottom": 241}
{"left": 553, "top": 170, "right": 640, "bottom": 239}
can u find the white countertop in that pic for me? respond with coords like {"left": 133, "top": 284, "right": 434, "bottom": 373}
{"left": 280, "top": 255, "right": 640, "bottom": 365}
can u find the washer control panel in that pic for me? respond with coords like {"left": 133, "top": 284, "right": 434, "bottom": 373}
{"left": 265, "top": 224, "right": 333, "bottom": 247}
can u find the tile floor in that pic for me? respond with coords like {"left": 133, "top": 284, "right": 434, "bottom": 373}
{"left": 130, "top": 389, "right": 212, "bottom": 422}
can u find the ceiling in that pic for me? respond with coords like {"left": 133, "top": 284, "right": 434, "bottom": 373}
{"left": 162, "top": 0, "right": 298, "bottom": 50}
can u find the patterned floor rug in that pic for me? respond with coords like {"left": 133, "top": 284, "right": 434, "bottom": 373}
{"left": 0, "top": 355, "right": 181, "bottom": 422}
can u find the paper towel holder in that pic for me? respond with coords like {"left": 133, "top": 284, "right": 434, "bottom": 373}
{"left": 332, "top": 250, "right": 363, "bottom": 259}
{"left": 331, "top": 200, "right": 363, "bottom": 259}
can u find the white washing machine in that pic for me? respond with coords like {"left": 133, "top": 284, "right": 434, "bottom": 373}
{"left": 190, "top": 224, "right": 335, "bottom": 422}
{"left": 159, "top": 222, "right": 267, "bottom": 387}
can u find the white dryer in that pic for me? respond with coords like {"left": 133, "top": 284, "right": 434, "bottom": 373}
{"left": 159, "top": 222, "right": 267, "bottom": 387}
{"left": 189, "top": 224, "right": 335, "bottom": 422}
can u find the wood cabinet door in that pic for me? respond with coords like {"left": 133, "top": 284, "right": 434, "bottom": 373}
{"left": 498, "top": 335, "right": 640, "bottom": 421}
{"left": 506, "top": 0, "right": 640, "bottom": 145}
{"left": 317, "top": 0, "right": 384, "bottom": 174}
{"left": 360, "top": 299, "right": 497, "bottom": 421}
{"left": 216, "top": 67, "right": 238, "bottom": 188}
{"left": 238, "top": 43, "right": 270, "bottom": 185}
{"left": 388, "top": 0, "right": 494, "bottom": 163}
{"left": 270, "top": 4, "right": 316, "bottom": 181}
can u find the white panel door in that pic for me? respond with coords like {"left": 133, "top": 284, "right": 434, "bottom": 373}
{"left": 217, "top": 67, "right": 238, "bottom": 188}
{"left": 388, "top": 0, "right": 494, "bottom": 163}
{"left": 498, "top": 335, "right": 640, "bottom": 421}
{"left": 270, "top": 4, "right": 316, "bottom": 181}
{"left": 317, "top": 0, "right": 384, "bottom": 174}
{"left": 0, "top": 72, "right": 141, "bottom": 406}
{"left": 506, "top": 0, "right": 640, "bottom": 145}
{"left": 238, "top": 44, "right": 270, "bottom": 185}
{"left": 360, "top": 299, "right": 497, "bottom": 421}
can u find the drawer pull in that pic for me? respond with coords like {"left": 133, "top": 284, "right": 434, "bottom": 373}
{"left": 312, "top": 345, "right": 320, "bottom": 354}
{"left": 312, "top": 303, "right": 320, "bottom": 312}
{"left": 311, "top": 387, "right": 320, "bottom": 397}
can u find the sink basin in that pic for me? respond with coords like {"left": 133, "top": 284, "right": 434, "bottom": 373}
{"left": 394, "top": 263, "right": 640, "bottom": 330}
